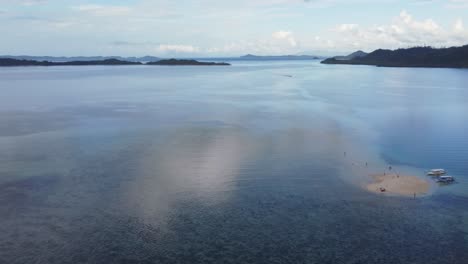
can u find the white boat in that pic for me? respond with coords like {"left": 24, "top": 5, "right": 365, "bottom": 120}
{"left": 437, "top": 175, "right": 454, "bottom": 183}
{"left": 427, "top": 169, "right": 446, "bottom": 176}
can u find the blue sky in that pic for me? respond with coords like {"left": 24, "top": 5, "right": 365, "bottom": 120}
{"left": 1, "top": 0, "right": 468, "bottom": 56}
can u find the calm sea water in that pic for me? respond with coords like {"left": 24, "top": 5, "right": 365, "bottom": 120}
{"left": 1, "top": 62, "right": 468, "bottom": 263}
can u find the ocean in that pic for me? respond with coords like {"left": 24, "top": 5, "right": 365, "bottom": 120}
{"left": 1, "top": 61, "right": 467, "bottom": 263}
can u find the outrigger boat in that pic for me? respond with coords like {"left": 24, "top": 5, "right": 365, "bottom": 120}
{"left": 427, "top": 169, "right": 446, "bottom": 176}
{"left": 437, "top": 175, "right": 454, "bottom": 183}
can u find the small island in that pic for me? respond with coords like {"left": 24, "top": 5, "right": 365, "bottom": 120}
{"left": 0, "top": 55, "right": 160, "bottom": 63}
{"left": 321, "top": 45, "right": 468, "bottom": 68}
{"left": 146, "top": 59, "right": 230, "bottom": 66}
{"left": 0, "top": 58, "right": 230, "bottom": 67}
{"left": 0, "top": 58, "right": 142, "bottom": 67}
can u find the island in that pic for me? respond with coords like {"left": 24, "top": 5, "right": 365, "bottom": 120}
{"left": 321, "top": 45, "right": 468, "bottom": 68}
{"left": 0, "top": 58, "right": 231, "bottom": 67}
{"left": 331, "top": 50, "right": 368, "bottom": 61}
{"left": 146, "top": 59, "right": 230, "bottom": 66}
{"left": 0, "top": 58, "right": 142, "bottom": 66}
{"left": 0, "top": 55, "right": 160, "bottom": 63}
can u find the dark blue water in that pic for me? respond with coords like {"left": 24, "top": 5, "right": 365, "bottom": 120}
{"left": 1, "top": 62, "right": 467, "bottom": 263}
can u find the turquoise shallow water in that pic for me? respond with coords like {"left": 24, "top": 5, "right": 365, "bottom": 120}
{"left": 0, "top": 62, "right": 468, "bottom": 263}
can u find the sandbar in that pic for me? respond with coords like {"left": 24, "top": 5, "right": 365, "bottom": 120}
{"left": 366, "top": 173, "right": 430, "bottom": 196}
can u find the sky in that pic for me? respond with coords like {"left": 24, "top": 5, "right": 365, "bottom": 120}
{"left": 1, "top": 0, "right": 468, "bottom": 57}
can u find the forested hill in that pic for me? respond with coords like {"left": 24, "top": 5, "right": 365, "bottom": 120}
{"left": 0, "top": 58, "right": 142, "bottom": 66}
{"left": 321, "top": 45, "right": 468, "bottom": 68}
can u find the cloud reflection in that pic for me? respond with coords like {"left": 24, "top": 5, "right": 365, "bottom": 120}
{"left": 124, "top": 125, "right": 255, "bottom": 222}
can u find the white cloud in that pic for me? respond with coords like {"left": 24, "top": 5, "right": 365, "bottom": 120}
{"left": 0, "top": 0, "right": 47, "bottom": 6}
{"left": 447, "top": 0, "right": 468, "bottom": 8}
{"left": 206, "top": 36, "right": 301, "bottom": 56}
{"left": 454, "top": 18, "right": 465, "bottom": 32}
{"left": 272, "top": 30, "right": 298, "bottom": 47}
{"left": 73, "top": 5, "right": 131, "bottom": 16}
{"left": 272, "top": 30, "right": 292, "bottom": 39}
{"left": 336, "top": 24, "right": 359, "bottom": 33}
{"left": 21, "top": 0, "right": 46, "bottom": 6}
{"left": 157, "top": 44, "right": 200, "bottom": 53}
{"left": 330, "top": 10, "right": 468, "bottom": 51}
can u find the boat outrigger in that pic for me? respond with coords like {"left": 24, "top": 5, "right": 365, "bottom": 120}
{"left": 427, "top": 169, "right": 446, "bottom": 176}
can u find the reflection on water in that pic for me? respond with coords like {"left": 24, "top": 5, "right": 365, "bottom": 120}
{"left": 0, "top": 63, "right": 468, "bottom": 263}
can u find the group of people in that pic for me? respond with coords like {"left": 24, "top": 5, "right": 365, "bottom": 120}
{"left": 343, "top": 151, "right": 396, "bottom": 176}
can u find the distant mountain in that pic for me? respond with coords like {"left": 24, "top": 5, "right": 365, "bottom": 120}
{"left": 127, "top": 56, "right": 160, "bottom": 62}
{"left": 147, "top": 59, "right": 230, "bottom": 66}
{"left": 332, "top": 50, "right": 368, "bottom": 61}
{"left": 0, "top": 54, "right": 322, "bottom": 62}
{"left": 321, "top": 45, "right": 468, "bottom": 68}
{"left": 0, "top": 55, "right": 159, "bottom": 63}
{"left": 239, "top": 54, "right": 321, "bottom": 60}
{"left": 0, "top": 58, "right": 142, "bottom": 66}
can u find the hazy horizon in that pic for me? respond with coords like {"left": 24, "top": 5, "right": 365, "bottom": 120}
{"left": 1, "top": 0, "right": 468, "bottom": 57}
{"left": 0, "top": 53, "right": 334, "bottom": 58}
